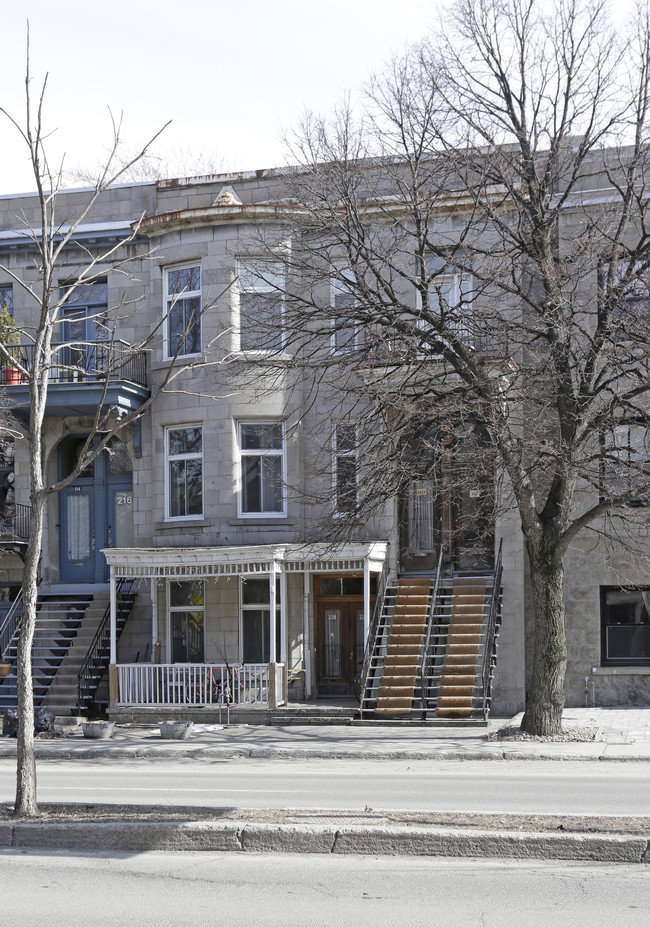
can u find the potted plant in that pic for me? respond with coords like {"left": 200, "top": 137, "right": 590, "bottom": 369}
{"left": 0, "top": 303, "right": 22, "bottom": 384}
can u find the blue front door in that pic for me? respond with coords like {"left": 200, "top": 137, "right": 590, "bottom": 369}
{"left": 60, "top": 485, "right": 95, "bottom": 583}
{"left": 59, "top": 437, "right": 133, "bottom": 584}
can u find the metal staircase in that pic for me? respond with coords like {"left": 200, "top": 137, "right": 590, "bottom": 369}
{"left": 0, "top": 583, "right": 137, "bottom": 715}
{"left": 359, "top": 543, "right": 502, "bottom": 721}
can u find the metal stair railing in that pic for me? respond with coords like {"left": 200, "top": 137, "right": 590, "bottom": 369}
{"left": 481, "top": 538, "right": 503, "bottom": 721}
{"left": 0, "top": 587, "right": 24, "bottom": 662}
{"left": 358, "top": 556, "right": 390, "bottom": 715}
{"left": 418, "top": 548, "right": 444, "bottom": 719}
{"left": 77, "top": 578, "right": 136, "bottom": 710}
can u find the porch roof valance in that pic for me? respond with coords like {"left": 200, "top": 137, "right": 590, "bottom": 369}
{"left": 103, "top": 541, "right": 389, "bottom": 580}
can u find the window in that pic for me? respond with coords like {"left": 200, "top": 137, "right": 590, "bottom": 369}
{"left": 601, "top": 424, "right": 650, "bottom": 505}
{"left": 166, "top": 426, "right": 203, "bottom": 519}
{"left": 333, "top": 423, "right": 358, "bottom": 515}
{"left": 425, "top": 256, "right": 473, "bottom": 345}
{"left": 238, "top": 422, "right": 285, "bottom": 516}
{"left": 0, "top": 284, "right": 13, "bottom": 316}
{"left": 236, "top": 261, "right": 284, "bottom": 352}
{"left": 240, "top": 577, "right": 281, "bottom": 664}
{"left": 601, "top": 262, "right": 650, "bottom": 343}
{"left": 169, "top": 580, "right": 205, "bottom": 663}
{"left": 331, "top": 271, "right": 358, "bottom": 353}
{"left": 164, "top": 265, "right": 201, "bottom": 358}
{"left": 60, "top": 280, "right": 108, "bottom": 376}
{"left": 601, "top": 587, "right": 650, "bottom": 666}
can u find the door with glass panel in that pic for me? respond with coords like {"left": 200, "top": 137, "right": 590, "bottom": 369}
{"left": 60, "top": 485, "right": 96, "bottom": 583}
{"left": 316, "top": 602, "right": 365, "bottom": 696}
{"left": 59, "top": 436, "right": 133, "bottom": 583}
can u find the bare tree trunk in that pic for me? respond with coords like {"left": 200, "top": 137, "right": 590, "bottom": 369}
{"left": 521, "top": 554, "right": 567, "bottom": 736}
{"left": 14, "top": 495, "right": 44, "bottom": 816}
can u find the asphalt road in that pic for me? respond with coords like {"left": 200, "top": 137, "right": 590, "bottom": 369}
{"left": 0, "top": 757, "right": 648, "bottom": 815}
{"left": 0, "top": 850, "right": 647, "bottom": 927}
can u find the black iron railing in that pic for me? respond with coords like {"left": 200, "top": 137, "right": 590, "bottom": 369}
{"left": 358, "top": 556, "right": 390, "bottom": 712}
{"left": 481, "top": 538, "right": 503, "bottom": 721}
{"left": 0, "top": 587, "right": 23, "bottom": 661}
{"left": 4, "top": 341, "right": 148, "bottom": 388}
{"left": 0, "top": 503, "right": 30, "bottom": 543}
{"left": 77, "top": 578, "right": 137, "bottom": 710}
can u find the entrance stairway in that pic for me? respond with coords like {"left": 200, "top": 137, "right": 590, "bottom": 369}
{"left": 359, "top": 564, "right": 502, "bottom": 721}
{"left": 0, "top": 585, "right": 135, "bottom": 715}
{"left": 374, "top": 578, "right": 430, "bottom": 716}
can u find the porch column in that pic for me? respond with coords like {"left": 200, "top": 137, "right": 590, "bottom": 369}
{"left": 269, "top": 562, "right": 277, "bottom": 662}
{"left": 279, "top": 565, "right": 288, "bottom": 664}
{"left": 363, "top": 556, "right": 371, "bottom": 644}
{"left": 109, "top": 569, "right": 117, "bottom": 664}
{"left": 151, "top": 577, "right": 158, "bottom": 662}
{"left": 303, "top": 570, "right": 312, "bottom": 698}
{"left": 109, "top": 569, "right": 118, "bottom": 708}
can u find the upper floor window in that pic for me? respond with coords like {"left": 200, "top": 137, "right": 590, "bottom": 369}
{"left": 425, "top": 256, "right": 473, "bottom": 347}
{"left": 236, "top": 261, "right": 284, "bottom": 353}
{"left": 331, "top": 271, "right": 358, "bottom": 353}
{"left": 238, "top": 421, "right": 286, "bottom": 516}
{"left": 166, "top": 425, "right": 203, "bottom": 519}
{"left": 601, "top": 423, "right": 650, "bottom": 506}
{"left": 164, "top": 265, "right": 201, "bottom": 359}
{"left": 333, "top": 423, "right": 358, "bottom": 515}
{"left": 0, "top": 284, "right": 13, "bottom": 317}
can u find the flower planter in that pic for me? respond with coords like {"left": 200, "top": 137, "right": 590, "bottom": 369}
{"left": 81, "top": 721, "right": 115, "bottom": 740}
{"left": 2, "top": 367, "right": 21, "bottom": 385}
{"left": 159, "top": 720, "right": 193, "bottom": 740}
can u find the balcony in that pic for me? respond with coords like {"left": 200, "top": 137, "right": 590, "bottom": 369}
{"left": 0, "top": 502, "right": 30, "bottom": 550}
{"left": 2, "top": 341, "right": 150, "bottom": 422}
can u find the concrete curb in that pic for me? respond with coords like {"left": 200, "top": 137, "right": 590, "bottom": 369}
{"left": 0, "top": 743, "right": 648, "bottom": 762}
{"left": 0, "top": 820, "right": 647, "bottom": 861}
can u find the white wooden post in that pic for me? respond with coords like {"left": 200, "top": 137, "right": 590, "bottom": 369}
{"left": 151, "top": 577, "right": 158, "bottom": 661}
{"left": 109, "top": 569, "right": 117, "bottom": 664}
{"left": 279, "top": 565, "right": 287, "bottom": 664}
{"left": 269, "top": 563, "right": 277, "bottom": 663}
{"left": 363, "top": 557, "right": 371, "bottom": 646}
{"left": 303, "top": 570, "right": 312, "bottom": 698}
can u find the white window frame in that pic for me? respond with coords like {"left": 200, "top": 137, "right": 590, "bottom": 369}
{"left": 235, "top": 260, "right": 285, "bottom": 354}
{"left": 236, "top": 420, "right": 287, "bottom": 518}
{"left": 419, "top": 257, "right": 473, "bottom": 352}
{"left": 333, "top": 422, "right": 359, "bottom": 516}
{"left": 163, "top": 263, "right": 202, "bottom": 360}
{"left": 330, "top": 270, "right": 358, "bottom": 354}
{"left": 164, "top": 424, "right": 204, "bottom": 521}
{"left": 166, "top": 579, "right": 205, "bottom": 663}
{"left": 238, "top": 576, "right": 281, "bottom": 664}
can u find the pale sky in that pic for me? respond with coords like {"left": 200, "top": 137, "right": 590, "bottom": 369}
{"left": 1, "top": 0, "right": 444, "bottom": 193}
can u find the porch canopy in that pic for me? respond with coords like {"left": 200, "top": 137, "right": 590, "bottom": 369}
{"left": 103, "top": 540, "right": 389, "bottom": 666}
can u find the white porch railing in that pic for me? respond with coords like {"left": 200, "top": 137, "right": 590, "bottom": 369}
{"left": 117, "top": 663, "right": 272, "bottom": 707}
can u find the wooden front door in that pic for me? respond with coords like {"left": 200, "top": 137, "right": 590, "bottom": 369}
{"left": 316, "top": 601, "right": 365, "bottom": 697}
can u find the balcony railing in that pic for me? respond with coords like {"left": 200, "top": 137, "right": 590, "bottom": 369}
{"left": 0, "top": 503, "right": 30, "bottom": 544}
{"left": 2, "top": 341, "right": 148, "bottom": 388}
{"left": 117, "top": 663, "right": 272, "bottom": 707}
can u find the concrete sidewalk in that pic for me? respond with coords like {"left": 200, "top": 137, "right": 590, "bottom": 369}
{"left": 2, "top": 706, "right": 650, "bottom": 761}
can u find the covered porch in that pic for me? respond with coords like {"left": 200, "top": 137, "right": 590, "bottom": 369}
{"left": 104, "top": 541, "right": 389, "bottom": 712}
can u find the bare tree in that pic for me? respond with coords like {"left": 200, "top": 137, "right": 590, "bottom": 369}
{"left": 0, "top": 42, "right": 225, "bottom": 815}
{"left": 238, "top": 0, "right": 650, "bottom": 734}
